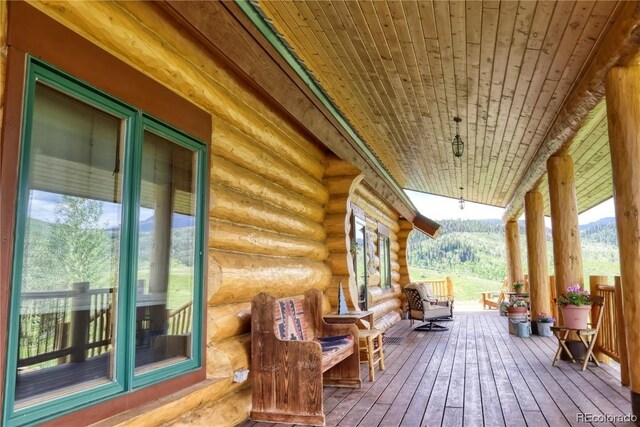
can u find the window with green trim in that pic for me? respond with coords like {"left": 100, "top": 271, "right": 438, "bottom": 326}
{"left": 4, "top": 58, "right": 206, "bottom": 426}
{"left": 351, "top": 214, "right": 368, "bottom": 310}
{"left": 379, "top": 235, "right": 391, "bottom": 290}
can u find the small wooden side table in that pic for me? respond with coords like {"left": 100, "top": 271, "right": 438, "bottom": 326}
{"left": 323, "top": 311, "right": 374, "bottom": 329}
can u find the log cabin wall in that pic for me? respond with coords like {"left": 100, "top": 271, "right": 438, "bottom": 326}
{"left": 323, "top": 155, "right": 365, "bottom": 310}
{"left": 397, "top": 219, "right": 414, "bottom": 308}
{"left": 13, "top": 2, "right": 332, "bottom": 426}
{"left": 350, "top": 183, "right": 403, "bottom": 332}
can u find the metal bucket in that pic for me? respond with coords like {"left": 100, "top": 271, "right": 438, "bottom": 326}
{"left": 516, "top": 322, "right": 531, "bottom": 338}
{"left": 507, "top": 312, "right": 527, "bottom": 335}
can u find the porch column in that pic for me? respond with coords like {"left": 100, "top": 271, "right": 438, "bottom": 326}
{"left": 505, "top": 219, "right": 523, "bottom": 289}
{"left": 547, "top": 154, "right": 584, "bottom": 295}
{"left": 605, "top": 65, "right": 640, "bottom": 417}
{"left": 525, "top": 190, "right": 550, "bottom": 323}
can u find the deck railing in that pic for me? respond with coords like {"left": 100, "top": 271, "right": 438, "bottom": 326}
{"left": 19, "top": 284, "right": 114, "bottom": 368}
{"left": 19, "top": 283, "right": 193, "bottom": 370}
{"left": 588, "top": 275, "right": 630, "bottom": 386}
{"left": 420, "top": 276, "right": 454, "bottom": 301}
{"left": 167, "top": 301, "right": 193, "bottom": 335}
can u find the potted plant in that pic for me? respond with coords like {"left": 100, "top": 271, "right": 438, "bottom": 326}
{"left": 513, "top": 281, "right": 525, "bottom": 294}
{"left": 556, "top": 284, "right": 592, "bottom": 329}
{"left": 499, "top": 301, "right": 510, "bottom": 316}
{"left": 536, "top": 312, "right": 555, "bottom": 337}
{"left": 506, "top": 300, "right": 527, "bottom": 314}
{"left": 506, "top": 300, "right": 528, "bottom": 335}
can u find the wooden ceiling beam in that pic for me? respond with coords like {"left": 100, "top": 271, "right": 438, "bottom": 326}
{"left": 503, "top": 1, "right": 640, "bottom": 221}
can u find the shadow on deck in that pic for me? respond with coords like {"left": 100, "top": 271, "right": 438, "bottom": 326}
{"left": 241, "top": 311, "right": 634, "bottom": 427}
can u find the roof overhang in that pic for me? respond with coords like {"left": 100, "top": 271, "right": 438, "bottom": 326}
{"left": 412, "top": 214, "right": 441, "bottom": 239}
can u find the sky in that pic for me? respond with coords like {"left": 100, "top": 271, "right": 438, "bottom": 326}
{"left": 405, "top": 189, "right": 615, "bottom": 226}
{"left": 28, "top": 190, "right": 153, "bottom": 228}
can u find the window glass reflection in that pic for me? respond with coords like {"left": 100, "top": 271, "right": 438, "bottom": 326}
{"left": 135, "top": 131, "right": 196, "bottom": 373}
{"left": 15, "top": 83, "right": 122, "bottom": 408}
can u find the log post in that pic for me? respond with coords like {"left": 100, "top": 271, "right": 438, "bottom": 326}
{"left": 547, "top": 154, "right": 584, "bottom": 299}
{"left": 549, "top": 275, "right": 558, "bottom": 321}
{"left": 148, "top": 181, "right": 172, "bottom": 333}
{"left": 589, "top": 275, "right": 609, "bottom": 363}
{"left": 547, "top": 154, "right": 584, "bottom": 358}
{"left": 445, "top": 276, "right": 454, "bottom": 299}
{"left": 605, "top": 65, "right": 640, "bottom": 415}
{"left": 525, "top": 190, "right": 550, "bottom": 325}
{"left": 614, "top": 276, "right": 630, "bottom": 387}
{"left": 505, "top": 219, "right": 523, "bottom": 289}
{"left": 70, "top": 282, "right": 90, "bottom": 363}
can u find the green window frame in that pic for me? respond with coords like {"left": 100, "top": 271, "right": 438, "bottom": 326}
{"left": 3, "top": 58, "right": 206, "bottom": 426}
{"left": 378, "top": 235, "right": 392, "bottom": 290}
{"left": 351, "top": 214, "right": 368, "bottom": 310}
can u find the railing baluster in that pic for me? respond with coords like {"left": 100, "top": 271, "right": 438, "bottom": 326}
{"left": 614, "top": 276, "right": 630, "bottom": 386}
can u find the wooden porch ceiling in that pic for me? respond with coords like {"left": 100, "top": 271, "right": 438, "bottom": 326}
{"left": 254, "top": 1, "right": 623, "bottom": 213}
{"left": 537, "top": 100, "right": 611, "bottom": 217}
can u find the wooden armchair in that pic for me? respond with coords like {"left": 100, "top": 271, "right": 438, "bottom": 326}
{"left": 250, "top": 289, "right": 361, "bottom": 426}
{"left": 481, "top": 278, "right": 509, "bottom": 310}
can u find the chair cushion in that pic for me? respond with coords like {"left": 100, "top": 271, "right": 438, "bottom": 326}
{"left": 407, "top": 282, "right": 437, "bottom": 302}
{"left": 316, "top": 335, "right": 355, "bottom": 372}
{"left": 273, "top": 296, "right": 313, "bottom": 341}
{"left": 421, "top": 304, "right": 451, "bottom": 320}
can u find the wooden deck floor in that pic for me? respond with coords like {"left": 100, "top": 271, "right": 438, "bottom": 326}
{"left": 241, "top": 312, "right": 634, "bottom": 427}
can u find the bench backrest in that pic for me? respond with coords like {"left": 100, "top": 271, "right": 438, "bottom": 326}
{"left": 273, "top": 295, "right": 315, "bottom": 341}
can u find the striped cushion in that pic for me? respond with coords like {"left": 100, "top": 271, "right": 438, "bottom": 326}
{"left": 316, "top": 335, "right": 355, "bottom": 371}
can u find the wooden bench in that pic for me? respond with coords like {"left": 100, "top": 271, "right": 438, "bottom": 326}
{"left": 250, "top": 289, "right": 361, "bottom": 426}
{"left": 482, "top": 278, "right": 509, "bottom": 310}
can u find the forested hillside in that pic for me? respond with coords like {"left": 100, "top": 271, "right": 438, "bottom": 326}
{"left": 408, "top": 218, "right": 619, "bottom": 300}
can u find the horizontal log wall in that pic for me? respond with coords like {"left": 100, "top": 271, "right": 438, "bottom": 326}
{"left": 350, "top": 183, "right": 402, "bottom": 331}
{"left": 323, "top": 156, "right": 363, "bottom": 309}
{"left": 27, "top": 2, "right": 331, "bottom": 425}
{"left": 398, "top": 219, "right": 414, "bottom": 309}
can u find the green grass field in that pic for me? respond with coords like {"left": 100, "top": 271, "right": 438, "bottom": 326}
{"left": 136, "top": 259, "right": 194, "bottom": 310}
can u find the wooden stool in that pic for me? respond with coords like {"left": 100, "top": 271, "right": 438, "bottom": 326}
{"left": 358, "top": 329, "right": 385, "bottom": 381}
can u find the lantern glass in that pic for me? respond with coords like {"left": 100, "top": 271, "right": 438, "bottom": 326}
{"left": 452, "top": 135, "right": 464, "bottom": 157}
{"left": 459, "top": 197, "right": 465, "bottom": 210}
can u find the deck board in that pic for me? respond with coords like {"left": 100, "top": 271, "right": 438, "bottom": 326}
{"left": 240, "top": 312, "right": 634, "bottom": 427}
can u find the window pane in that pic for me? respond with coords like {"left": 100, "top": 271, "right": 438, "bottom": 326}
{"left": 353, "top": 217, "right": 367, "bottom": 309}
{"left": 379, "top": 236, "right": 390, "bottom": 289}
{"left": 15, "top": 83, "right": 122, "bottom": 408}
{"left": 135, "top": 130, "right": 196, "bottom": 373}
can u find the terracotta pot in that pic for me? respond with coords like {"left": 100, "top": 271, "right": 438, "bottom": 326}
{"left": 507, "top": 306, "right": 527, "bottom": 314}
{"left": 561, "top": 305, "right": 591, "bottom": 329}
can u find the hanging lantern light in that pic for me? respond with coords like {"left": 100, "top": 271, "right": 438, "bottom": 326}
{"left": 459, "top": 187, "right": 465, "bottom": 210}
{"left": 452, "top": 117, "right": 464, "bottom": 157}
